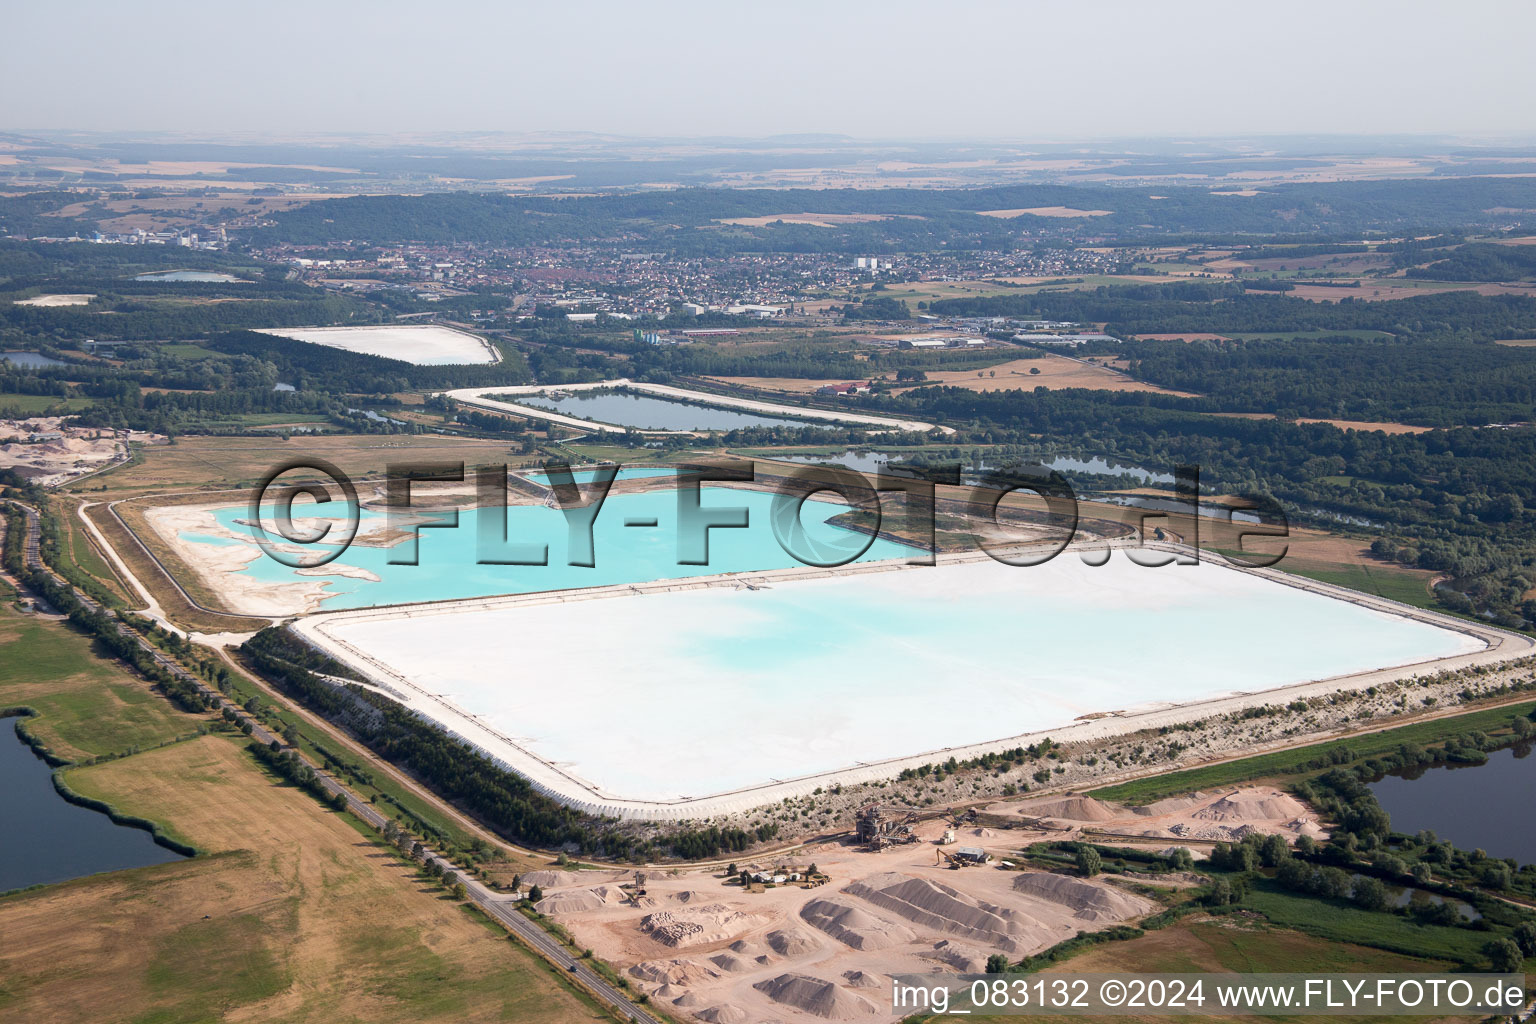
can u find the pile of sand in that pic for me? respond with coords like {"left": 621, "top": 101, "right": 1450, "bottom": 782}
{"left": 753, "top": 973, "right": 879, "bottom": 1019}
{"left": 843, "top": 872, "right": 1046, "bottom": 953}
{"left": 843, "top": 970, "right": 883, "bottom": 989}
{"left": 1015, "top": 794, "right": 1120, "bottom": 822}
{"left": 535, "top": 889, "right": 606, "bottom": 915}
{"left": 1136, "top": 794, "right": 1206, "bottom": 816}
{"left": 1011, "top": 872, "right": 1154, "bottom": 922}
{"left": 801, "top": 898, "right": 917, "bottom": 950}
{"left": 708, "top": 952, "right": 752, "bottom": 973}
{"left": 698, "top": 1006, "right": 749, "bottom": 1023}
{"left": 641, "top": 905, "right": 750, "bottom": 948}
{"left": 1193, "top": 790, "right": 1308, "bottom": 822}
{"left": 928, "top": 939, "right": 989, "bottom": 972}
{"left": 629, "top": 959, "right": 718, "bottom": 987}
{"left": 765, "top": 927, "right": 821, "bottom": 957}
{"left": 521, "top": 869, "right": 582, "bottom": 888}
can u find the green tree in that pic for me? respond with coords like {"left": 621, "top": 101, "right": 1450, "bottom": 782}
{"left": 985, "top": 953, "right": 1010, "bottom": 974}
{"left": 1512, "top": 922, "right": 1536, "bottom": 957}
{"left": 1484, "top": 938, "right": 1524, "bottom": 974}
{"left": 1351, "top": 876, "right": 1390, "bottom": 912}
{"left": 1076, "top": 846, "right": 1102, "bottom": 878}
{"left": 451, "top": 882, "right": 468, "bottom": 901}
{"left": 528, "top": 884, "right": 544, "bottom": 903}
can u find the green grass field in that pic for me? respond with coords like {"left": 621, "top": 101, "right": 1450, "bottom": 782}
{"left": 0, "top": 602, "right": 190, "bottom": 760}
{"left": 1091, "top": 699, "right": 1536, "bottom": 804}
{"left": 154, "top": 343, "right": 224, "bottom": 360}
{"left": 0, "top": 393, "right": 94, "bottom": 413}
{"left": 1240, "top": 880, "right": 1491, "bottom": 965}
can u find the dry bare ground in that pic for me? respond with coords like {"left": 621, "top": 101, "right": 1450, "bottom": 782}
{"left": 974, "top": 207, "right": 1112, "bottom": 218}
{"left": 536, "top": 788, "right": 1314, "bottom": 1024}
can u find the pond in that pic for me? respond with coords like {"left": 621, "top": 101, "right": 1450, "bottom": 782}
{"left": 1, "top": 351, "right": 69, "bottom": 369}
{"left": 0, "top": 727, "right": 184, "bottom": 893}
{"left": 767, "top": 450, "right": 895, "bottom": 474}
{"left": 517, "top": 389, "right": 809, "bottom": 431}
{"left": 1368, "top": 743, "right": 1536, "bottom": 865}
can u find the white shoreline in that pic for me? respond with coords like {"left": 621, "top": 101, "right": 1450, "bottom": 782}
{"left": 440, "top": 378, "right": 951, "bottom": 434}
{"left": 291, "top": 541, "right": 1531, "bottom": 822}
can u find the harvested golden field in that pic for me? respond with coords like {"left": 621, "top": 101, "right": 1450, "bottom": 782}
{"left": 77, "top": 434, "right": 518, "bottom": 496}
{"left": 709, "top": 355, "right": 1193, "bottom": 396}
{"left": 1134, "top": 332, "right": 1232, "bottom": 342}
{"left": 1211, "top": 412, "right": 1432, "bottom": 435}
{"left": 975, "top": 206, "right": 1112, "bottom": 218}
{"left": 0, "top": 736, "right": 606, "bottom": 1024}
{"left": 892, "top": 354, "right": 1196, "bottom": 395}
{"left": 1495, "top": 338, "right": 1536, "bottom": 347}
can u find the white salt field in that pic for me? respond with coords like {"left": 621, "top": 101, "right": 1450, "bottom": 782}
{"left": 254, "top": 325, "right": 499, "bottom": 365}
{"left": 298, "top": 552, "right": 1489, "bottom": 817}
{"left": 133, "top": 270, "right": 247, "bottom": 283}
{"left": 12, "top": 293, "right": 94, "bottom": 306}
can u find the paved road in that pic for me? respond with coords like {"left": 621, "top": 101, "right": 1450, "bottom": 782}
{"left": 2, "top": 499, "right": 658, "bottom": 1024}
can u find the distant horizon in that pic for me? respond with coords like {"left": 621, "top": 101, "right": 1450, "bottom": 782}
{"left": 8, "top": 128, "right": 1536, "bottom": 148}
{"left": 6, "top": 0, "right": 1534, "bottom": 139}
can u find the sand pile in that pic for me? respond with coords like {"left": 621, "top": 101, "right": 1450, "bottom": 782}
{"left": 843, "top": 872, "right": 1046, "bottom": 953}
{"left": 928, "top": 939, "right": 989, "bottom": 972}
{"left": 629, "top": 959, "right": 718, "bottom": 986}
{"left": 521, "top": 869, "right": 583, "bottom": 888}
{"left": 641, "top": 905, "right": 750, "bottom": 948}
{"left": 728, "top": 938, "right": 764, "bottom": 956}
{"left": 698, "top": 1005, "right": 749, "bottom": 1023}
{"left": 844, "top": 970, "right": 883, "bottom": 988}
{"left": 535, "top": 889, "right": 606, "bottom": 915}
{"left": 1011, "top": 872, "right": 1154, "bottom": 922}
{"left": 800, "top": 898, "right": 917, "bottom": 950}
{"left": 1015, "top": 794, "right": 1120, "bottom": 822}
{"left": 673, "top": 992, "right": 704, "bottom": 1007}
{"left": 765, "top": 927, "right": 821, "bottom": 957}
{"left": 753, "top": 973, "right": 879, "bottom": 1019}
{"left": 1136, "top": 794, "right": 1206, "bottom": 816}
{"left": 1193, "top": 790, "right": 1307, "bottom": 822}
{"left": 708, "top": 952, "right": 752, "bottom": 973}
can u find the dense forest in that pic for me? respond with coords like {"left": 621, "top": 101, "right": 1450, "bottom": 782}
{"left": 239, "top": 178, "right": 1536, "bottom": 252}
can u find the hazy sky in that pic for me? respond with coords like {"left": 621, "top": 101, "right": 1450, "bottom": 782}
{"left": 6, "top": 0, "right": 1534, "bottom": 140}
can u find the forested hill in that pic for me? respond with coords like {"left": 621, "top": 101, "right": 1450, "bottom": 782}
{"left": 245, "top": 178, "right": 1536, "bottom": 252}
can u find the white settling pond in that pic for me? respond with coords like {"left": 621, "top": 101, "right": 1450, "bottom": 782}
{"left": 254, "top": 325, "right": 497, "bottom": 365}
{"left": 305, "top": 553, "right": 1483, "bottom": 811}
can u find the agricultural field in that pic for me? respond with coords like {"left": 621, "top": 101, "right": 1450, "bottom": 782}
{"left": 0, "top": 735, "right": 608, "bottom": 1024}
{"left": 0, "top": 602, "right": 188, "bottom": 761}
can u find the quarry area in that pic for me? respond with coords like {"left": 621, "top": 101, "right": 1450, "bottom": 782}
{"left": 0, "top": 417, "right": 158, "bottom": 486}
{"left": 523, "top": 789, "right": 1313, "bottom": 1024}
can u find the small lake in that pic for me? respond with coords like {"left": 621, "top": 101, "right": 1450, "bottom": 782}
{"left": 1368, "top": 743, "right": 1536, "bottom": 865}
{"left": 133, "top": 271, "right": 247, "bottom": 283}
{"left": 1, "top": 351, "right": 69, "bottom": 369}
{"left": 518, "top": 389, "right": 809, "bottom": 431}
{"left": 0, "top": 728, "right": 183, "bottom": 892}
{"left": 767, "top": 450, "right": 894, "bottom": 474}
